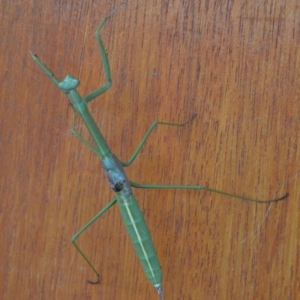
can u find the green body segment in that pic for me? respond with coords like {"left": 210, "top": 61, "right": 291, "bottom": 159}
{"left": 70, "top": 90, "right": 112, "bottom": 159}
{"left": 117, "top": 193, "right": 162, "bottom": 285}
{"left": 69, "top": 85, "right": 163, "bottom": 286}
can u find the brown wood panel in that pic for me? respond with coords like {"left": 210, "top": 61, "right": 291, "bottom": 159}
{"left": 1, "top": 0, "right": 299, "bottom": 299}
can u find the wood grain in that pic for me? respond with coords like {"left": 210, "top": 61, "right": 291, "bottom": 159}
{"left": 1, "top": 0, "right": 299, "bottom": 299}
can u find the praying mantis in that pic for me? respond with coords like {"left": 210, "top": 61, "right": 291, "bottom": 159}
{"left": 30, "top": 4, "right": 288, "bottom": 300}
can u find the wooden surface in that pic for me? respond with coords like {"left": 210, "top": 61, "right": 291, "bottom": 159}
{"left": 1, "top": 1, "right": 299, "bottom": 299}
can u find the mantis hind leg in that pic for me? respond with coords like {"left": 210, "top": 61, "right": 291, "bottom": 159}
{"left": 71, "top": 197, "right": 117, "bottom": 284}
{"left": 129, "top": 181, "right": 288, "bottom": 203}
{"left": 121, "top": 113, "right": 197, "bottom": 167}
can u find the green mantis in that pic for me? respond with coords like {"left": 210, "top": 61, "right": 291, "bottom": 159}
{"left": 31, "top": 5, "right": 288, "bottom": 300}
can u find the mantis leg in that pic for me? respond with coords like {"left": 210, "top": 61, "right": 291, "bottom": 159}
{"left": 72, "top": 128, "right": 100, "bottom": 155}
{"left": 121, "top": 113, "right": 197, "bottom": 167}
{"left": 71, "top": 197, "right": 118, "bottom": 284}
{"left": 72, "top": 109, "right": 197, "bottom": 164}
{"left": 84, "top": 4, "right": 124, "bottom": 103}
{"left": 129, "top": 181, "right": 288, "bottom": 203}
